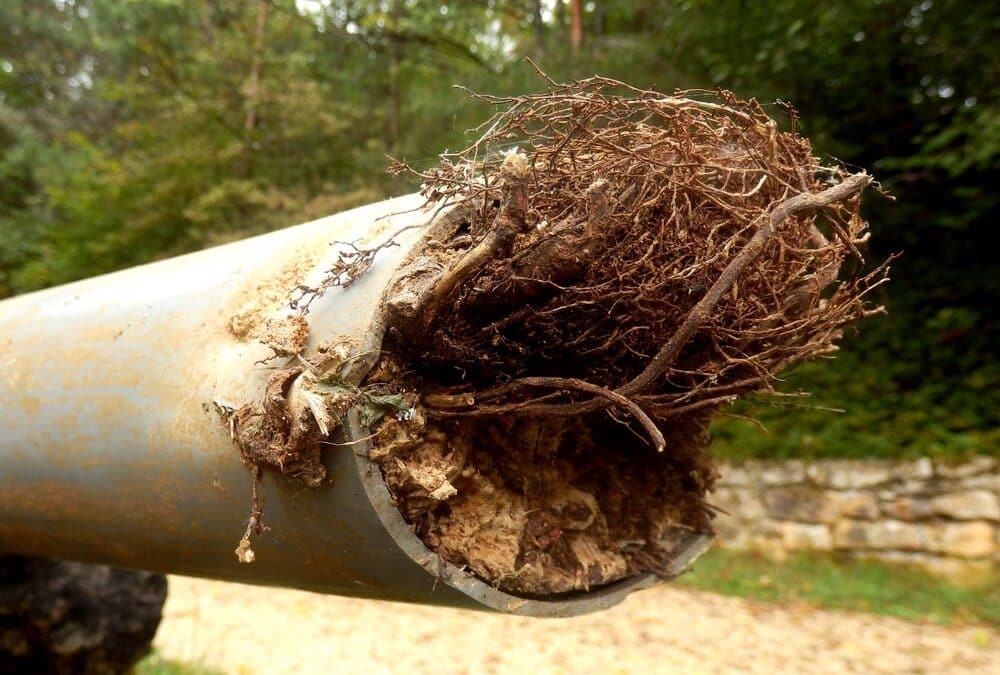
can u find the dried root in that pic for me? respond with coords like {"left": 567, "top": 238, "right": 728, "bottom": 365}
{"left": 226, "top": 347, "right": 416, "bottom": 560}
{"left": 223, "top": 73, "right": 889, "bottom": 595}
{"left": 289, "top": 239, "right": 399, "bottom": 313}
{"left": 385, "top": 75, "right": 888, "bottom": 436}
{"left": 369, "top": 73, "right": 889, "bottom": 595}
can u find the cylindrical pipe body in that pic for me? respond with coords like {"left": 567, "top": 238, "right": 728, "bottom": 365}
{"left": 0, "top": 195, "right": 669, "bottom": 616}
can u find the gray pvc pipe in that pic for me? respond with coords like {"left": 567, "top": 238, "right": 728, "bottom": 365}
{"left": 0, "top": 194, "right": 694, "bottom": 616}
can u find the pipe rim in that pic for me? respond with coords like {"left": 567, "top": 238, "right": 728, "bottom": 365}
{"left": 347, "top": 411, "right": 713, "bottom": 617}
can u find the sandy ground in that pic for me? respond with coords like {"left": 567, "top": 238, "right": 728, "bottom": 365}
{"left": 154, "top": 576, "right": 997, "bottom": 675}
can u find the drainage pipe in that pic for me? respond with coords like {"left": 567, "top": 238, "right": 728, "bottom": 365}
{"left": 0, "top": 195, "right": 709, "bottom": 617}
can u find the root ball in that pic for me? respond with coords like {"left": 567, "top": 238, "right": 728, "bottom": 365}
{"left": 371, "top": 76, "right": 887, "bottom": 595}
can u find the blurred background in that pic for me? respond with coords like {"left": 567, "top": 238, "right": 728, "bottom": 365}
{"left": 1, "top": 0, "right": 996, "bottom": 462}
{"left": 1, "top": 3, "right": 997, "bottom": 672}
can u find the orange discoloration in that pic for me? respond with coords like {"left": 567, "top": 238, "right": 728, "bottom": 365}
{"left": 226, "top": 240, "right": 326, "bottom": 343}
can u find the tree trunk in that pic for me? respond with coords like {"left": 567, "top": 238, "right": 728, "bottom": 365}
{"left": 554, "top": 0, "right": 565, "bottom": 29}
{"left": 386, "top": 0, "right": 403, "bottom": 193}
{"left": 594, "top": 0, "right": 606, "bottom": 36}
{"left": 570, "top": 0, "right": 583, "bottom": 52}
{"left": 244, "top": 0, "right": 271, "bottom": 133}
{"left": 532, "top": 0, "right": 546, "bottom": 52}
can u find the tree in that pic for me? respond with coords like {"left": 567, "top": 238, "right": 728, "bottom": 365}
{"left": 570, "top": 0, "right": 584, "bottom": 51}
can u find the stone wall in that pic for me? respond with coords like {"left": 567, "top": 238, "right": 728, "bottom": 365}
{"left": 712, "top": 455, "right": 999, "bottom": 581}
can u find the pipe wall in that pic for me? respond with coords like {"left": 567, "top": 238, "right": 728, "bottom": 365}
{"left": 0, "top": 195, "right": 660, "bottom": 616}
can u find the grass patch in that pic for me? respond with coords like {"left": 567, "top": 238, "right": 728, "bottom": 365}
{"left": 135, "top": 651, "right": 223, "bottom": 675}
{"left": 675, "top": 548, "right": 1000, "bottom": 627}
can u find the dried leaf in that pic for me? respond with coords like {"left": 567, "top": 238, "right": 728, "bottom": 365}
{"left": 313, "top": 377, "right": 354, "bottom": 395}
{"left": 301, "top": 389, "right": 332, "bottom": 436}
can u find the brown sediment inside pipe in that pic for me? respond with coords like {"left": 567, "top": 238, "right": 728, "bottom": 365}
{"left": 365, "top": 357, "right": 717, "bottom": 596}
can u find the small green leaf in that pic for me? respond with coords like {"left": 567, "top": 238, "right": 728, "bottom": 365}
{"left": 313, "top": 377, "right": 355, "bottom": 396}
{"left": 360, "top": 401, "right": 388, "bottom": 428}
{"left": 366, "top": 393, "right": 407, "bottom": 410}
{"left": 358, "top": 393, "right": 409, "bottom": 428}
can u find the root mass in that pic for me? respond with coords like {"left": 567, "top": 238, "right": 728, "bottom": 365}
{"left": 233, "top": 73, "right": 889, "bottom": 596}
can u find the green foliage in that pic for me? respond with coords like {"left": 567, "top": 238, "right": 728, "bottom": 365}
{"left": 710, "top": 314, "right": 1000, "bottom": 460}
{"left": 359, "top": 392, "right": 409, "bottom": 427}
{"left": 0, "top": 1, "right": 995, "bottom": 459}
{"left": 676, "top": 549, "right": 1000, "bottom": 627}
{"left": 1, "top": 0, "right": 491, "bottom": 291}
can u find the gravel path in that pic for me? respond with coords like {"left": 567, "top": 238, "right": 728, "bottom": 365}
{"left": 155, "top": 576, "right": 997, "bottom": 674}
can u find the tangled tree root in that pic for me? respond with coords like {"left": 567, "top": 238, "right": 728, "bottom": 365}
{"left": 370, "top": 74, "right": 888, "bottom": 595}
{"left": 230, "top": 73, "right": 889, "bottom": 595}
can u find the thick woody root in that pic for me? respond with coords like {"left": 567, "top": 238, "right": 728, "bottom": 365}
{"left": 365, "top": 75, "right": 888, "bottom": 595}
{"left": 385, "top": 82, "right": 886, "bottom": 403}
